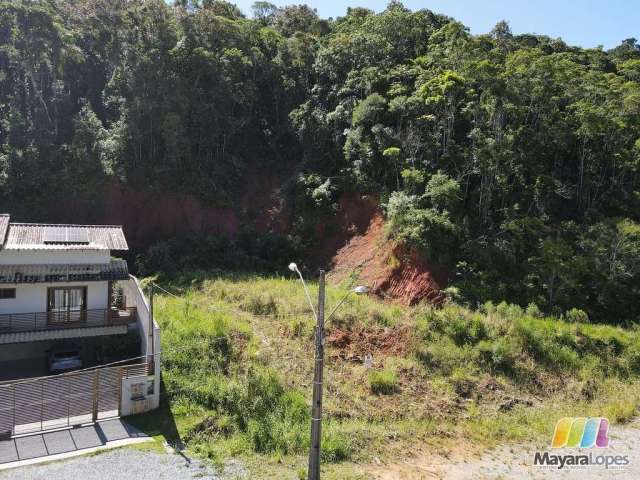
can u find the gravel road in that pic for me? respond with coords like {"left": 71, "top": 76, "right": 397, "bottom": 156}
{"left": 368, "top": 419, "right": 640, "bottom": 479}
{"left": 0, "top": 448, "right": 247, "bottom": 480}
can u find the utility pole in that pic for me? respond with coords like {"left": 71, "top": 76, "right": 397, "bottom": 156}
{"left": 308, "top": 269, "right": 326, "bottom": 480}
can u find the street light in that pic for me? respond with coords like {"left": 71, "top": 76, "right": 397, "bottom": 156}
{"left": 289, "top": 262, "right": 317, "bottom": 320}
{"left": 290, "top": 263, "right": 369, "bottom": 480}
{"left": 353, "top": 285, "right": 370, "bottom": 295}
{"left": 325, "top": 284, "right": 369, "bottom": 323}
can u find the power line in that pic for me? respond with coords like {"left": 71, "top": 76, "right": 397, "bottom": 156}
{"left": 150, "top": 261, "right": 381, "bottom": 321}
{"left": 150, "top": 282, "right": 184, "bottom": 299}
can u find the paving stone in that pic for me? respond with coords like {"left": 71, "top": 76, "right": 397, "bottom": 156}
{"left": 42, "top": 431, "right": 76, "bottom": 455}
{"left": 97, "top": 419, "right": 130, "bottom": 442}
{"left": 0, "top": 440, "right": 18, "bottom": 464}
{"left": 70, "top": 426, "right": 104, "bottom": 449}
{"left": 15, "top": 435, "right": 47, "bottom": 460}
{"left": 0, "top": 420, "right": 147, "bottom": 465}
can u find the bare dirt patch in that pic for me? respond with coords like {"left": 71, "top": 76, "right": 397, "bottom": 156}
{"left": 326, "top": 325, "right": 414, "bottom": 364}
{"left": 328, "top": 213, "right": 446, "bottom": 306}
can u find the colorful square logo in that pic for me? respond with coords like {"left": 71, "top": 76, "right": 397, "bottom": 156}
{"left": 551, "top": 417, "right": 609, "bottom": 448}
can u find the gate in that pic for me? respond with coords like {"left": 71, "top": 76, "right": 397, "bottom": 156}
{"left": 0, "top": 364, "right": 144, "bottom": 438}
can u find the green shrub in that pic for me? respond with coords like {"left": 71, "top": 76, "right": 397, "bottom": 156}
{"left": 482, "top": 301, "right": 496, "bottom": 315}
{"left": 496, "top": 301, "right": 523, "bottom": 319}
{"left": 368, "top": 308, "right": 393, "bottom": 326}
{"left": 136, "top": 233, "right": 300, "bottom": 277}
{"left": 247, "top": 414, "right": 308, "bottom": 454}
{"left": 369, "top": 369, "right": 399, "bottom": 395}
{"left": 416, "top": 336, "right": 469, "bottom": 374}
{"left": 288, "top": 317, "right": 311, "bottom": 337}
{"left": 321, "top": 430, "right": 353, "bottom": 462}
{"left": 510, "top": 318, "right": 580, "bottom": 370}
{"left": 476, "top": 338, "right": 517, "bottom": 372}
{"left": 445, "top": 314, "right": 486, "bottom": 345}
{"left": 628, "top": 342, "right": 640, "bottom": 374}
{"left": 443, "top": 286, "right": 461, "bottom": 303}
{"left": 565, "top": 308, "right": 590, "bottom": 323}
{"left": 241, "top": 294, "right": 279, "bottom": 316}
{"left": 525, "top": 302, "right": 542, "bottom": 318}
{"left": 222, "top": 369, "right": 311, "bottom": 455}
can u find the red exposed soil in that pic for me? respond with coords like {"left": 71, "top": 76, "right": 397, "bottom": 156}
{"left": 49, "top": 175, "right": 290, "bottom": 250}
{"left": 309, "top": 194, "right": 379, "bottom": 266}
{"left": 49, "top": 175, "right": 445, "bottom": 308}
{"left": 100, "top": 182, "right": 239, "bottom": 248}
{"left": 326, "top": 326, "right": 413, "bottom": 363}
{"left": 327, "top": 212, "right": 447, "bottom": 306}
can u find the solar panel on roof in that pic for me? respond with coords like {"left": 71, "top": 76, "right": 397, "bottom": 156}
{"left": 43, "top": 227, "right": 90, "bottom": 244}
{"left": 67, "top": 228, "right": 89, "bottom": 244}
{"left": 43, "top": 227, "right": 67, "bottom": 244}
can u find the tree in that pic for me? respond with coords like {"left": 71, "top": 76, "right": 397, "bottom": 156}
{"left": 491, "top": 20, "right": 513, "bottom": 52}
{"left": 0, "top": 0, "right": 639, "bottom": 323}
{"left": 252, "top": 1, "right": 278, "bottom": 25}
{"left": 273, "top": 4, "right": 319, "bottom": 36}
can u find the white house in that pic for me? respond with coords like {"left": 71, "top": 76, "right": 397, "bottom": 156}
{"left": 0, "top": 214, "right": 160, "bottom": 437}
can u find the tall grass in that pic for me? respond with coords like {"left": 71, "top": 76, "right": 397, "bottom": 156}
{"left": 149, "top": 275, "right": 640, "bottom": 471}
{"left": 154, "top": 281, "right": 360, "bottom": 462}
{"left": 415, "top": 302, "right": 640, "bottom": 386}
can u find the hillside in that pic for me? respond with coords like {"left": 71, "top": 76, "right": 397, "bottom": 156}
{"left": 130, "top": 276, "right": 640, "bottom": 479}
{"left": 1, "top": 0, "right": 639, "bottom": 323}
{"left": 0, "top": 1, "right": 639, "bottom": 478}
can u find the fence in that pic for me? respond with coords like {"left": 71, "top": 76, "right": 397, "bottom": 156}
{"left": 0, "top": 307, "right": 136, "bottom": 334}
{"left": 0, "top": 363, "right": 147, "bottom": 438}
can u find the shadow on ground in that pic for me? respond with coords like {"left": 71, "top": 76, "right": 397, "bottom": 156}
{"left": 125, "top": 379, "right": 182, "bottom": 449}
{"left": 0, "top": 419, "right": 147, "bottom": 465}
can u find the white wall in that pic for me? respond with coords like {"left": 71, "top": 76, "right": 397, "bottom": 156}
{"left": 121, "top": 275, "right": 160, "bottom": 411}
{"left": 0, "top": 249, "right": 110, "bottom": 265}
{"left": 120, "top": 376, "right": 154, "bottom": 416}
{"left": 0, "top": 281, "right": 109, "bottom": 314}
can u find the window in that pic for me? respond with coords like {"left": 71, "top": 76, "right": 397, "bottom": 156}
{"left": 47, "top": 287, "right": 87, "bottom": 323}
{"left": 0, "top": 288, "right": 15, "bottom": 299}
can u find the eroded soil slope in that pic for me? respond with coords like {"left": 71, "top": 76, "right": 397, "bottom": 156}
{"left": 328, "top": 213, "right": 446, "bottom": 306}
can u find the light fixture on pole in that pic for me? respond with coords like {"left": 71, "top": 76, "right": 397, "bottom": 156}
{"left": 289, "top": 262, "right": 317, "bottom": 320}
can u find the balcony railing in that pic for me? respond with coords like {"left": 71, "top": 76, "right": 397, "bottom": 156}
{"left": 0, "top": 307, "right": 137, "bottom": 334}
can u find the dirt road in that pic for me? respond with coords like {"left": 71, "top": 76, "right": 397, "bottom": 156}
{"left": 367, "top": 419, "right": 640, "bottom": 479}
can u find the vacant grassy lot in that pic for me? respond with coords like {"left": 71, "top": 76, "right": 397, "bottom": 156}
{"left": 130, "top": 274, "right": 640, "bottom": 479}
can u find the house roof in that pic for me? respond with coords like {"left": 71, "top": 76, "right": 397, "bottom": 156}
{"left": 0, "top": 217, "right": 128, "bottom": 251}
{"left": 0, "top": 259, "right": 129, "bottom": 283}
{"left": 0, "top": 215, "right": 9, "bottom": 246}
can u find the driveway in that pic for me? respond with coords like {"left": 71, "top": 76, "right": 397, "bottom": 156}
{"left": 367, "top": 419, "right": 640, "bottom": 479}
{"left": 0, "top": 448, "right": 247, "bottom": 480}
{"left": 0, "top": 419, "right": 147, "bottom": 466}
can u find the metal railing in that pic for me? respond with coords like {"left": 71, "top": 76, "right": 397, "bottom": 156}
{"left": 0, "top": 307, "right": 137, "bottom": 334}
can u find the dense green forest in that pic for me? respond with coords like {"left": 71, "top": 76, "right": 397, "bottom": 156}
{"left": 1, "top": 0, "right": 639, "bottom": 323}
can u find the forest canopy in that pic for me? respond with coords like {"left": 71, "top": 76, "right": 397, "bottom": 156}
{"left": 1, "top": 0, "right": 639, "bottom": 323}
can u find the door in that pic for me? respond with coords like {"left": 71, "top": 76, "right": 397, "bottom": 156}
{"left": 47, "top": 287, "right": 87, "bottom": 324}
